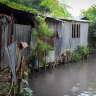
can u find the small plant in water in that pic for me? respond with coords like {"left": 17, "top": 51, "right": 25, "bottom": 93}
{"left": 71, "top": 53, "right": 80, "bottom": 62}
{"left": 76, "top": 45, "right": 89, "bottom": 59}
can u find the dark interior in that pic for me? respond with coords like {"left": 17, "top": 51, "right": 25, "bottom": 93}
{"left": 0, "top": 3, "right": 35, "bottom": 27}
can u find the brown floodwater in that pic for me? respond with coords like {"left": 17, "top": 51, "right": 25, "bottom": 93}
{"left": 29, "top": 54, "right": 96, "bottom": 96}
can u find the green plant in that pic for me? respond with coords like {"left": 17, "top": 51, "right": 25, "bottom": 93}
{"left": 20, "top": 88, "right": 34, "bottom": 96}
{"left": 37, "top": 39, "right": 53, "bottom": 55}
{"left": 20, "top": 80, "right": 34, "bottom": 96}
{"left": 30, "top": 46, "right": 37, "bottom": 56}
{"left": 76, "top": 45, "right": 89, "bottom": 56}
{"left": 76, "top": 46, "right": 83, "bottom": 54}
{"left": 81, "top": 46, "right": 89, "bottom": 57}
{"left": 71, "top": 53, "right": 80, "bottom": 62}
{"left": 22, "top": 79, "right": 29, "bottom": 86}
{"left": 40, "top": 0, "right": 72, "bottom": 18}
{"left": 0, "top": 0, "right": 40, "bottom": 15}
{"left": 89, "top": 47, "right": 96, "bottom": 53}
{"left": 30, "top": 16, "right": 54, "bottom": 67}
{"left": 81, "top": 5, "right": 96, "bottom": 48}
{"left": 66, "top": 50, "right": 71, "bottom": 56}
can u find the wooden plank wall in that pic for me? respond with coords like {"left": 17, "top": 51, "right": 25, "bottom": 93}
{"left": 14, "top": 24, "right": 31, "bottom": 58}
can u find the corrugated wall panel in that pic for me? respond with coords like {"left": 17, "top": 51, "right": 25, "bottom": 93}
{"left": 1, "top": 24, "right": 10, "bottom": 69}
{"left": 14, "top": 24, "right": 31, "bottom": 58}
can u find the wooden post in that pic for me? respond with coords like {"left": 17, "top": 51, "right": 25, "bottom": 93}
{"left": 17, "top": 42, "right": 28, "bottom": 92}
{"left": 21, "top": 56, "right": 26, "bottom": 78}
{"left": 0, "top": 22, "right": 2, "bottom": 70}
{"left": 17, "top": 56, "right": 23, "bottom": 92}
{"left": 11, "top": 11, "right": 14, "bottom": 43}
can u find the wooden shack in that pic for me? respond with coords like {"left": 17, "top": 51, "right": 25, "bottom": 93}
{"left": 45, "top": 17, "right": 89, "bottom": 62}
{"left": 0, "top": 3, "right": 35, "bottom": 69}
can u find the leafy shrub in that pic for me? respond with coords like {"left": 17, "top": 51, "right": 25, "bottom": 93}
{"left": 0, "top": 0, "right": 40, "bottom": 15}
{"left": 20, "top": 88, "right": 33, "bottom": 96}
{"left": 71, "top": 53, "right": 80, "bottom": 62}
{"left": 76, "top": 45, "right": 89, "bottom": 56}
{"left": 89, "top": 47, "right": 96, "bottom": 53}
{"left": 82, "top": 46, "right": 89, "bottom": 56}
{"left": 22, "top": 79, "right": 29, "bottom": 86}
{"left": 66, "top": 50, "right": 71, "bottom": 56}
{"left": 76, "top": 46, "right": 83, "bottom": 54}
{"left": 20, "top": 80, "right": 34, "bottom": 96}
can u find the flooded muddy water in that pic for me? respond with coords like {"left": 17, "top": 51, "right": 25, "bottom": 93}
{"left": 29, "top": 54, "right": 96, "bottom": 96}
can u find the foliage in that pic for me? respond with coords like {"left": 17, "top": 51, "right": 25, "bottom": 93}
{"left": 0, "top": 0, "right": 40, "bottom": 15}
{"left": 71, "top": 53, "right": 80, "bottom": 62}
{"left": 32, "top": 16, "right": 54, "bottom": 58}
{"left": 30, "top": 46, "right": 37, "bottom": 56}
{"left": 76, "top": 45, "right": 89, "bottom": 56}
{"left": 20, "top": 80, "right": 34, "bottom": 96}
{"left": 81, "top": 5, "right": 96, "bottom": 47}
{"left": 20, "top": 88, "right": 33, "bottom": 96}
{"left": 9, "top": 0, "right": 50, "bottom": 13}
{"left": 22, "top": 79, "right": 29, "bottom": 86}
{"left": 33, "top": 16, "right": 54, "bottom": 56}
{"left": 34, "top": 16, "right": 53, "bottom": 38}
{"left": 89, "top": 47, "right": 96, "bottom": 53}
{"left": 66, "top": 50, "right": 71, "bottom": 56}
{"left": 24, "top": 71, "right": 28, "bottom": 77}
{"left": 37, "top": 39, "right": 53, "bottom": 54}
{"left": 81, "top": 5, "right": 96, "bottom": 22}
{"left": 7, "top": 0, "right": 72, "bottom": 18}
{"left": 40, "top": 0, "right": 72, "bottom": 18}
{"left": 29, "top": 0, "right": 49, "bottom": 12}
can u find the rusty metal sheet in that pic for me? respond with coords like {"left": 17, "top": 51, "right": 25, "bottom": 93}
{"left": 14, "top": 24, "right": 31, "bottom": 57}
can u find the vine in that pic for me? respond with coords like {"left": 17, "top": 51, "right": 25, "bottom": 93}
{"left": 0, "top": 0, "right": 40, "bottom": 15}
{"left": 32, "top": 16, "right": 54, "bottom": 64}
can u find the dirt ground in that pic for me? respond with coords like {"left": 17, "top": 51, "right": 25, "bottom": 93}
{"left": 0, "top": 68, "right": 11, "bottom": 95}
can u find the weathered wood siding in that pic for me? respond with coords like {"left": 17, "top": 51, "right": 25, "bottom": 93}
{"left": 14, "top": 24, "right": 31, "bottom": 58}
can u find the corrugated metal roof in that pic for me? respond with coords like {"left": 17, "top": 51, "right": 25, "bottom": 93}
{"left": 46, "top": 16, "right": 89, "bottom": 23}
{"left": 61, "top": 19, "right": 90, "bottom": 23}
{"left": 0, "top": 2, "right": 89, "bottom": 23}
{"left": 45, "top": 16, "right": 65, "bottom": 22}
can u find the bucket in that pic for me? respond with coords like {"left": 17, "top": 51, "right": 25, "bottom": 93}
{"left": 33, "top": 55, "right": 38, "bottom": 67}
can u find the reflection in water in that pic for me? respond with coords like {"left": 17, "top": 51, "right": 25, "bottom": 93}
{"left": 29, "top": 54, "right": 96, "bottom": 96}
